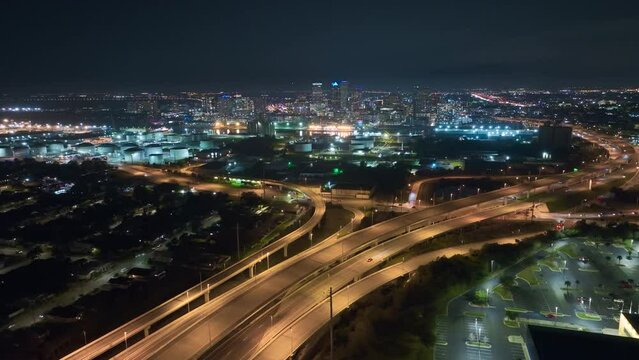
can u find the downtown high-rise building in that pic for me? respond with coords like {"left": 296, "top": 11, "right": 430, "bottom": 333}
{"left": 412, "top": 86, "right": 438, "bottom": 126}
{"left": 310, "top": 82, "right": 327, "bottom": 115}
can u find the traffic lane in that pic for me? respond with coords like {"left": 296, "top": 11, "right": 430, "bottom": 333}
{"left": 139, "top": 204, "right": 531, "bottom": 360}
{"left": 112, "top": 167, "right": 612, "bottom": 360}
{"left": 253, "top": 237, "right": 524, "bottom": 360}
{"left": 118, "top": 137, "right": 619, "bottom": 352}
{"left": 205, "top": 204, "right": 532, "bottom": 360}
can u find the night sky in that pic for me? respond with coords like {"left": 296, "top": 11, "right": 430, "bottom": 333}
{"left": 2, "top": 0, "right": 639, "bottom": 92}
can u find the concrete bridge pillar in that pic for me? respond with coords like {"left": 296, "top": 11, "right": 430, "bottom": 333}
{"left": 249, "top": 264, "right": 255, "bottom": 278}
{"left": 144, "top": 327, "right": 150, "bottom": 337}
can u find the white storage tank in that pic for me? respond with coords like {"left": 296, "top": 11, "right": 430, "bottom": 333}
{"left": 293, "top": 143, "right": 312, "bottom": 153}
{"left": 123, "top": 147, "right": 144, "bottom": 163}
{"left": 97, "top": 143, "right": 119, "bottom": 155}
{"left": 47, "top": 142, "right": 65, "bottom": 154}
{"left": 118, "top": 142, "right": 138, "bottom": 151}
{"left": 0, "top": 145, "right": 13, "bottom": 158}
{"left": 166, "top": 134, "right": 183, "bottom": 143}
{"left": 199, "top": 139, "right": 217, "bottom": 150}
{"left": 12, "top": 145, "right": 30, "bottom": 158}
{"left": 30, "top": 143, "right": 47, "bottom": 156}
{"left": 169, "top": 147, "right": 189, "bottom": 161}
{"left": 74, "top": 142, "right": 95, "bottom": 155}
{"left": 152, "top": 131, "right": 165, "bottom": 142}
{"left": 148, "top": 153, "right": 164, "bottom": 165}
{"left": 144, "top": 143, "right": 163, "bottom": 157}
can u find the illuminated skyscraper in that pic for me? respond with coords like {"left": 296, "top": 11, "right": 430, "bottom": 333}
{"left": 339, "top": 80, "right": 350, "bottom": 111}
{"left": 310, "top": 82, "right": 326, "bottom": 115}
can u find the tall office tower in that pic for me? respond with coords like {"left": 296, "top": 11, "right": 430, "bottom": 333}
{"left": 329, "top": 81, "right": 340, "bottom": 111}
{"left": 412, "top": 86, "right": 433, "bottom": 126}
{"left": 202, "top": 96, "right": 215, "bottom": 114}
{"left": 253, "top": 94, "right": 270, "bottom": 115}
{"left": 339, "top": 80, "right": 350, "bottom": 111}
{"left": 231, "top": 95, "right": 254, "bottom": 118}
{"left": 310, "top": 82, "right": 326, "bottom": 115}
{"left": 216, "top": 94, "right": 234, "bottom": 116}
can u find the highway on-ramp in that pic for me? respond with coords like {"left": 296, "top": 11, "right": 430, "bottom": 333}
{"left": 62, "top": 167, "right": 326, "bottom": 360}
{"left": 203, "top": 202, "right": 535, "bottom": 360}
{"left": 252, "top": 233, "right": 533, "bottom": 360}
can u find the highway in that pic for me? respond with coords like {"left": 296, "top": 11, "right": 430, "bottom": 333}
{"left": 62, "top": 167, "right": 326, "bottom": 360}
{"left": 252, "top": 233, "right": 539, "bottom": 360}
{"left": 203, "top": 203, "right": 535, "bottom": 360}
{"left": 113, "top": 129, "right": 630, "bottom": 359}
{"left": 69, "top": 125, "right": 634, "bottom": 359}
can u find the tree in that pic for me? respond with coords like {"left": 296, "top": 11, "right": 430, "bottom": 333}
{"left": 575, "top": 279, "right": 580, "bottom": 290}
{"left": 618, "top": 255, "right": 623, "bottom": 265}
{"left": 606, "top": 255, "right": 611, "bottom": 262}
{"left": 564, "top": 280, "right": 571, "bottom": 288}
{"left": 240, "top": 191, "right": 262, "bottom": 207}
{"left": 500, "top": 275, "right": 516, "bottom": 289}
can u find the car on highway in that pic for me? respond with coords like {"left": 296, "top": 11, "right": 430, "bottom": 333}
{"left": 366, "top": 258, "right": 373, "bottom": 262}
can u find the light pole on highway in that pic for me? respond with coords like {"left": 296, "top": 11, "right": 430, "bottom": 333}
{"left": 329, "top": 287, "right": 334, "bottom": 360}
{"left": 266, "top": 251, "right": 270, "bottom": 270}
{"left": 450, "top": 193, "right": 453, "bottom": 201}
{"left": 236, "top": 222, "right": 241, "bottom": 260}
{"left": 83, "top": 330, "right": 87, "bottom": 345}
{"left": 555, "top": 306, "right": 558, "bottom": 326}
{"left": 124, "top": 331, "right": 128, "bottom": 349}
{"left": 186, "top": 290, "right": 191, "bottom": 312}
{"left": 208, "top": 321, "right": 212, "bottom": 344}
{"left": 478, "top": 327, "right": 482, "bottom": 360}
{"left": 290, "top": 327, "right": 294, "bottom": 358}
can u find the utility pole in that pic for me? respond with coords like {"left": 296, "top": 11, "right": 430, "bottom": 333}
{"left": 329, "top": 287, "right": 334, "bottom": 360}
{"left": 262, "top": 166, "right": 266, "bottom": 198}
{"left": 530, "top": 201, "right": 535, "bottom": 221}
{"left": 236, "top": 222, "right": 240, "bottom": 259}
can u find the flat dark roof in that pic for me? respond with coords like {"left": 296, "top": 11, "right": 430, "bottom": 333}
{"left": 528, "top": 325, "right": 639, "bottom": 359}
{"left": 623, "top": 312, "right": 639, "bottom": 331}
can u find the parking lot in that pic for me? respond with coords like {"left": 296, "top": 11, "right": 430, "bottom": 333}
{"left": 436, "top": 237, "right": 639, "bottom": 360}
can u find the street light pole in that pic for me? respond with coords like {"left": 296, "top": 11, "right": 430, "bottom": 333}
{"left": 329, "top": 287, "right": 334, "bottom": 360}
{"left": 236, "top": 222, "right": 240, "bottom": 260}
{"left": 124, "top": 331, "right": 128, "bottom": 349}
